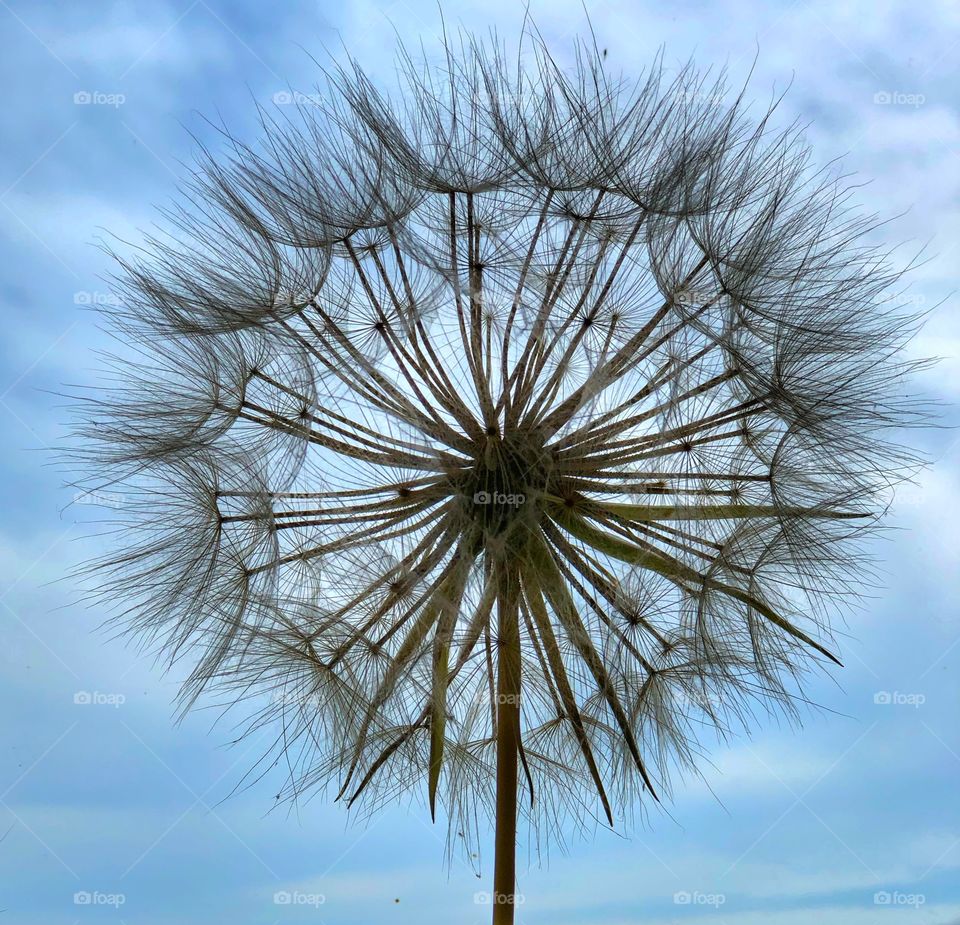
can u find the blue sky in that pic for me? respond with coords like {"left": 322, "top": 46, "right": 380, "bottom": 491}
{"left": 1, "top": 1, "right": 959, "bottom": 923}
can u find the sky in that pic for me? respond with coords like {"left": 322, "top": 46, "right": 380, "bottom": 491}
{"left": 0, "top": 0, "right": 959, "bottom": 923}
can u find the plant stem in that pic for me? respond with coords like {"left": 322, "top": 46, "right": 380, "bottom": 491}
{"left": 492, "top": 565, "right": 521, "bottom": 925}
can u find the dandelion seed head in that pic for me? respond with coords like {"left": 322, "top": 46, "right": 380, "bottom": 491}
{"left": 71, "top": 28, "right": 929, "bottom": 863}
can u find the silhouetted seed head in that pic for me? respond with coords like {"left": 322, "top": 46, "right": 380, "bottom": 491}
{"left": 70, "top": 27, "right": 928, "bottom": 860}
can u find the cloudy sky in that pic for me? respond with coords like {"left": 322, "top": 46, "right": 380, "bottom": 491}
{"left": 1, "top": 0, "right": 958, "bottom": 923}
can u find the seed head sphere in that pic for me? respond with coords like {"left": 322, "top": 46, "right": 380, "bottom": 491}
{"left": 76, "top": 31, "right": 925, "bottom": 871}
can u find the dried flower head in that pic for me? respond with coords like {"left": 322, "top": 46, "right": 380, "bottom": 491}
{"left": 73, "top": 27, "right": 926, "bottom": 921}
